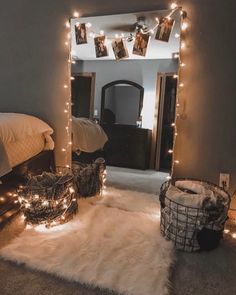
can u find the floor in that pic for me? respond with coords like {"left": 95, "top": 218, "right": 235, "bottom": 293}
{"left": 1, "top": 166, "right": 236, "bottom": 295}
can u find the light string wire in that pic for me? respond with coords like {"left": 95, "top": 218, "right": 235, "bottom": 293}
{"left": 63, "top": 20, "right": 74, "bottom": 169}
{"left": 69, "top": 4, "right": 186, "bottom": 178}
{"left": 73, "top": 7, "right": 180, "bottom": 41}
{"left": 169, "top": 5, "right": 188, "bottom": 179}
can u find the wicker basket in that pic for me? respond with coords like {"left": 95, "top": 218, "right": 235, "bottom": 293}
{"left": 18, "top": 172, "right": 78, "bottom": 227}
{"left": 159, "top": 178, "right": 231, "bottom": 252}
{"left": 72, "top": 158, "right": 106, "bottom": 198}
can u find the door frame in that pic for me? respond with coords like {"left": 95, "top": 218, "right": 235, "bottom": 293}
{"left": 72, "top": 72, "right": 96, "bottom": 119}
{"left": 150, "top": 72, "right": 177, "bottom": 171}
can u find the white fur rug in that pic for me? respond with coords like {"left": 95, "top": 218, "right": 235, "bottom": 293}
{"left": 0, "top": 187, "right": 174, "bottom": 295}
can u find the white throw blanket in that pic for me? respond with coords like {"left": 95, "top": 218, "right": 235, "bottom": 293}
{"left": 72, "top": 117, "right": 108, "bottom": 153}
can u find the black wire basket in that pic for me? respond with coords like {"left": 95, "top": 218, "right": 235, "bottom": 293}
{"left": 159, "top": 178, "right": 231, "bottom": 252}
{"left": 72, "top": 158, "right": 106, "bottom": 198}
{"left": 18, "top": 172, "right": 78, "bottom": 227}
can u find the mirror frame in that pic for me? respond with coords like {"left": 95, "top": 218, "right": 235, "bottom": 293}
{"left": 100, "top": 80, "right": 144, "bottom": 125}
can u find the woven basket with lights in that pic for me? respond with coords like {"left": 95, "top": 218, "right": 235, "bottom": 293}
{"left": 72, "top": 158, "right": 106, "bottom": 198}
{"left": 18, "top": 172, "right": 78, "bottom": 228}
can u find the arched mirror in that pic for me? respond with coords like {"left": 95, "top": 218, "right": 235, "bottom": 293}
{"left": 101, "top": 80, "right": 144, "bottom": 126}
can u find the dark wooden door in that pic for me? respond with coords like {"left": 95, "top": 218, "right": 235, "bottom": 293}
{"left": 71, "top": 76, "right": 92, "bottom": 118}
{"left": 159, "top": 75, "right": 177, "bottom": 171}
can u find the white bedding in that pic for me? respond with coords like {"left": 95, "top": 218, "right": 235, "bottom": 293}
{"left": 0, "top": 113, "right": 54, "bottom": 177}
{"left": 72, "top": 117, "right": 108, "bottom": 153}
{"left": 5, "top": 134, "right": 46, "bottom": 168}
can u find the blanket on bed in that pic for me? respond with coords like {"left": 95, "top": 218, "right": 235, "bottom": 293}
{"left": 72, "top": 117, "right": 108, "bottom": 153}
{"left": 0, "top": 137, "right": 12, "bottom": 177}
{"left": 0, "top": 112, "right": 54, "bottom": 177}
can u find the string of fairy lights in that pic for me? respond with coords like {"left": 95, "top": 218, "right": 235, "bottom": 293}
{"left": 74, "top": 5, "right": 180, "bottom": 40}
{"left": 168, "top": 2, "right": 188, "bottom": 179}
{"left": 65, "top": 2, "right": 187, "bottom": 173}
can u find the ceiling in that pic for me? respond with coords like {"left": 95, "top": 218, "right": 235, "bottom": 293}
{"left": 70, "top": 9, "right": 181, "bottom": 61}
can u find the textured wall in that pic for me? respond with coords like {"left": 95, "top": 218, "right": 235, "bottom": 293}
{"left": 173, "top": 0, "right": 236, "bottom": 193}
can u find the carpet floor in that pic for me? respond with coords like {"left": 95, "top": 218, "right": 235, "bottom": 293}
{"left": 0, "top": 167, "right": 236, "bottom": 295}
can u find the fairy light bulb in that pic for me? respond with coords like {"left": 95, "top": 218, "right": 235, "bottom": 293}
{"left": 115, "top": 33, "right": 119, "bottom": 38}
{"left": 86, "top": 22, "right": 92, "bottom": 28}
{"left": 173, "top": 74, "right": 178, "bottom": 79}
{"left": 232, "top": 233, "right": 236, "bottom": 239}
{"left": 171, "top": 123, "right": 176, "bottom": 127}
{"left": 180, "top": 62, "right": 186, "bottom": 67}
{"left": 100, "top": 30, "right": 104, "bottom": 35}
{"left": 69, "top": 187, "right": 75, "bottom": 194}
{"left": 182, "top": 22, "right": 188, "bottom": 31}
{"left": 64, "top": 85, "right": 68, "bottom": 89}
{"left": 65, "top": 21, "right": 70, "bottom": 28}
{"left": 224, "top": 229, "right": 230, "bottom": 234}
{"left": 75, "top": 22, "right": 80, "bottom": 27}
{"left": 175, "top": 160, "right": 180, "bottom": 164}
{"left": 168, "top": 149, "right": 173, "bottom": 154}
{"left": 174, "top": 53, "right": 179, "bottom": 59}
{"left": 179, "top": 83, "right": 184, "bottom": 88}
{"left": 181, "top": 41, "right": 186, "bottom": 49}
{"left": 73, "top": 11, "right": 79, "bottom": 18}
{"left": 175, "top": 33, "right": 180, "bottom": 38}
{"left": 170, "top": 2, "right": 178, "bottom": 10}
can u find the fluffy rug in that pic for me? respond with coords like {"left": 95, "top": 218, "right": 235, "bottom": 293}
{"left": 0, "top": 187, "right": 174, "bottom": 295}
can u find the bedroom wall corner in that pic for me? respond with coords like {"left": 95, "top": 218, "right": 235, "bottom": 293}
{"left": 173, "top": 0, "right": 236, "bottom": 194}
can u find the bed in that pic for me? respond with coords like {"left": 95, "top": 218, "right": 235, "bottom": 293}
{"left": 72, "top": 116, "right": 108, "bottom": 163}
{"left": 0, "top": 113, "right": 54, "bottom": 178}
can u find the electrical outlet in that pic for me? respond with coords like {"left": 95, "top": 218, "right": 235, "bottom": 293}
{"left": 219, "top": 173, "right": 230, "bottom": 191}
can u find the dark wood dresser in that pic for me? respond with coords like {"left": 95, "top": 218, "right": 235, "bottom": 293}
{"left": 101, "top": 124, "right": 151, "bottom": 170}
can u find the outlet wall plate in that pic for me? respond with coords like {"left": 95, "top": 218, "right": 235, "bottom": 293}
{"left": 219, "top": 173, "right": 230, "bottom": 191}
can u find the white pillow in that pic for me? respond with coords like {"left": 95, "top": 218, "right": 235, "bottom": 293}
{"left": 0, "top": 113, "right": 53, "bottom": 144}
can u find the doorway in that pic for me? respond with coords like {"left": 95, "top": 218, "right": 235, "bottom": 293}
{"left": 71, "top": 73, "right": 96, "bottom": 119}
{"left": 152, "top": 73, "right": 177, "bottom": 172}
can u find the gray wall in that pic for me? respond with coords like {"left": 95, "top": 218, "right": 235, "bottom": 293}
{"left": 72, "top": 59, "right": 177, "bottom": 129}
{"left": 173, "top": 0, "right": 236, "bottom": 194}
{"left": 0, "top": 0, "right": 236, "bottom": 192}
{"left": 104, "top": 85, "right": 140, "bottom": 125}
